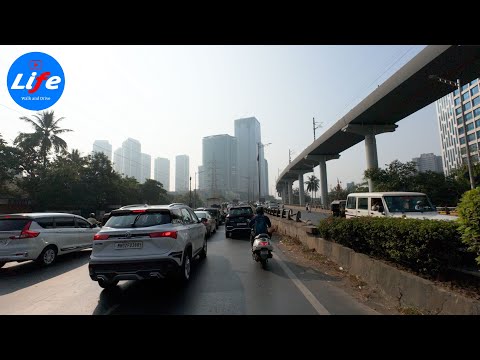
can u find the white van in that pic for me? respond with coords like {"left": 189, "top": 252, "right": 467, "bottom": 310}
{"left": 345, "top": 192, "right": 457, "bottom": 221}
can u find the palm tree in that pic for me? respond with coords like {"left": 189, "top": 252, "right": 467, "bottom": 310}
{"left": 14, "top": 110, "right": 72, "bottom": 169}
{"left": 306, "top": 175, "right": 320, "bottom": 205}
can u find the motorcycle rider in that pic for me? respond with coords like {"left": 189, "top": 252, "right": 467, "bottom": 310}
{"left": 87, "top": 213, "right": 100, "bottom": 226}
{"left": 249, "top": 206, "right": 272, "bottom": 246}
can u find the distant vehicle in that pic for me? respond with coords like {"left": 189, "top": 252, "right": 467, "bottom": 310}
{"left": 330, "top": 200, "right": 346, "bottom": 217}
{"left": 89, "top": 203, "right": 207, "bottom": 289}
{"left": 194, "top": 210, "right": 216, "bottom": 237}
{"left": 225, "top": 205, "right": 254, "bottom": 238}
{"left": 0, "top": 212, "right": 98, "bottom": 268}
{"left": 345, "top": 192, "right": 457, "bottom": 221}
{"left": 196, "top": 207, "right": 221, "bottom": 227}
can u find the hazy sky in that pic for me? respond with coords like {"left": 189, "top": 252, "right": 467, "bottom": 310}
{"left": 0, "top": 45, "right": 442, "bottom": 195}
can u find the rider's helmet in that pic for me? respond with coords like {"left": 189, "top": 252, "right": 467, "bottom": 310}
{"left": 89, "top": 213, "right": 95, "bottom": 218}
{"left": 256, "top": 206, "right": 264, "bottom": 215}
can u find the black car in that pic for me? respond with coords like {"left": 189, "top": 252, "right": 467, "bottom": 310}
{"left": 225, "top": 205, "right": 254, "bottom": 238}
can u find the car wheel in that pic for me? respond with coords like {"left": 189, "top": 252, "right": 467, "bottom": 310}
{"left": 225, "top": 231, "right": 230, "bottom": 238}
{"left": 0, "top": 262, "right": 6, "bottom": 268}
{"left": 36, "top": 246, "right": 57, "bottom": 266}
{"left": 199, "top": 237, "right": 207, "bottom": 260}
{"left": 98, "top": 278, "right": 119, "bottom": 289}
{"left": 178, "top": 251, "right": 192, "bottom": 282}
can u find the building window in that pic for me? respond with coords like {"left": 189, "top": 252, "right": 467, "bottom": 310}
{"left": 454, "top": 89, "right": 459, "bottom": 96}
{"left": 474, "top": 108, "right": 480, "bottom": 119}
{"left": 454, "top": 97, "right": 461, "bottom": 106}
{"left": 473, "top": 96, "right": 480, "bottom": 107}
{"left": 471, "top": 79, "right": 478, "bottom": 86}
{"left": 467, "top": 133, "right": 476, "bottom": 142}
{"left": 472, "top": 86, "right": 479, "bottom": 96}
{"left": 459, "top": 127, "right": 465, "bottom": 135}
{"left": 463, "top": 92, "right": 471, "bottom": 101}
{"left": 465, "top": 102, "right": 472, "bottom": 111}
{"left": 476, "top": 119, "right": 480, "bottom": 128}
{"left": 462, "top": 84, "right": 469, "bottom": 92}
{"left": 469, "top": 143, "right": 478, "bottom": 153}
{"left": 457, "top": 116, "right": 463, "bottom": 124}
{"left": 466, "top": 112, "right": 473, "bottom": 121}
{"left": 456, "top": 107, "right": 463, "bottom": 115}
{"left": 477, "top": 130, "right": 480, "bottom": 139}
{"left": 460, "top": 136, "right": 466, "bottom": 145}
{"left": 461, "top": 146, "right": 466, "bottom": 155}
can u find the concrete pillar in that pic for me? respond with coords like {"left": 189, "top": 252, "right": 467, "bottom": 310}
{"left": 341, "top": 124, "right": 397, "bottom": 192}
{"left": 319, "top": 158, "right": 328, "bottom": 209}
{"left": 365, "top": 134, "right": 379, "bottom": 191}
{"left": 298, "top": 173, "right": 305, "bottom": 206}
{"left": 287, "top": 180, "right": 293, "bottom": 205}
{"left": 282, "top": 183, "right": 287, "bottom": 204}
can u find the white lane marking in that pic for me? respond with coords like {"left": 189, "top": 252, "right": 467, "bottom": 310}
{"left": 272, "top": 243, "right": 330, "bottom": 315}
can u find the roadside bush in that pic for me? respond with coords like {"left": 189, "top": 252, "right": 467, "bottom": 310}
{"left": 457, "top": 188, "right": 480, "bottom": 265}
{"left": 318, "top": 217, "right": 463, "bottom": 276}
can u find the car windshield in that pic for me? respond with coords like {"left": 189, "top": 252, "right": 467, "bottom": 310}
{"left": 105, "top": 211, "right": 171, "bottom": 228}
{"left": 229, "top": 208, "right": 253, "bottom": 216}
{"left": 383, "top": 195, "right": 436, "bottom": 213}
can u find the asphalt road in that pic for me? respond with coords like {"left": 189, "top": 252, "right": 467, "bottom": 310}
{"left": 0, "top": 225, "right": 378, "bottom": 315}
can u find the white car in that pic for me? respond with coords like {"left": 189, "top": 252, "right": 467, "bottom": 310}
{"left": 88, "top": 204, "right": 207, "bottom": 289}
{"left": 0, "top": 212, "right": 99, "bottom": 268}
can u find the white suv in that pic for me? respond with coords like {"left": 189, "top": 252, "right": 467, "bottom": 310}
{"left": 88, "top": 204, "right": 207, "bottom": 289}
{"left": 0, "top": 212, "right": 98, "bottom": 268}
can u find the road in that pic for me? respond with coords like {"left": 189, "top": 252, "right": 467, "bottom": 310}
{"left": 0, "top": 225, "right": 379, "bottom": 315}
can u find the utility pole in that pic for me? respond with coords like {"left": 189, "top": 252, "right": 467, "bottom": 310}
{"left": 189, "top": 176, "right": 192, "bottom": 207}
{"left": 313, "top": 117, "right": 322, "bottom": 140}
{"left": 429, "top": 75, "right": 475, "bottom": 189}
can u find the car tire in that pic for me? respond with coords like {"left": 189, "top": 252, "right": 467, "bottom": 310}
{"left": 36, "top": 246, "right": 57, "bottom": 266}
{"left": 98, "top": 278, "right": 119, "bottom": 289}
{"left": 0, "top": 262, "right": 6, "bottom": 268}
{"left": 199, "top": 237, "right": 207, "bottom": 260}
{"left": 178, "top": 250, "right": 192, "bottom": 283}
{"left": 225, "top": 231, "right": 230, "bottom": 238}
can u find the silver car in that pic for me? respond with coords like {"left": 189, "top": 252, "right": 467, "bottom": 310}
{"left": 88, "top": 204, "right": 207, "bottom": 289}
{"left": 0, "top": 212, "right": 98, "bottom": 268}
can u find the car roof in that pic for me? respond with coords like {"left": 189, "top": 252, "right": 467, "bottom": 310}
{"left": 0, "top": 212, "right": 82, "bottom": 218}
{"left": 347, "top": 192, "right": 427, "bottom": 197}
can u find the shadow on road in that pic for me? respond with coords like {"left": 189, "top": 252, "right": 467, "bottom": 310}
{"left": 0, "top": 249, "right": 92, "bottom": 296}
{"left": 93, "top": 253, "right": 247, "bottom": 315}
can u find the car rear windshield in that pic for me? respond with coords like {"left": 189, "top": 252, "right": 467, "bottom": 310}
{"left": 105, "top": 211, "right": 171, "bottom": 228}
{"left": 195, "top": 211, "right": 208, "bottom": 218}
{"left": 229, "top": 207, "right": 253, "bottom": 216}
{"left": 0, "top": 218, "right": 30, "bottom": 231}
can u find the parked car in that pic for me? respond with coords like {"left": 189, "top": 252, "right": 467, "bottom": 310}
{"left": 194, "top": 210, "right": 216, "bottom": 237}
{"left": 225, "top": 205, "right": 254, "bottom": 238}
{"left": 345, "top": 192, "right": 457, "bottom": 221}
{"left": 88, "top": 203, "right": 207, "bottom": 289}
{"left": 0, "top": 212, "right": 99, "bottom": 268}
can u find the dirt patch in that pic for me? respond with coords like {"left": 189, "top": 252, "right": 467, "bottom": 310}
{"left": 274, "top": 235, "right": 403, "bottom": 315}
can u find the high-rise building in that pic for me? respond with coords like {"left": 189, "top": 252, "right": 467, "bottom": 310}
{"left": 92, "top": 140, "right": 112, "bottom": 161}
{"left": 200, "top": 134, "right": 237, "bottom": 196}
{"left": 412, "top": 153, "right": 444, "bottom": 173}
{"left": 175, "top": 155, "right": 190, "bottom": 193}
{"left": 113, "top": 147, "right": 123, "bottom": 175}
{"left": 234, "top": 117, "right": 264, "bottom": 201}
{"left": 435, "top": 78, "right": 480, "bottom": 175}
{"left": 346, "top": 182, "right": 356, "bottom": 191}
{"left": 140, "top": 153, "right": 151, "bottom": 183}
{"left": 154, "top": 157, "right": 170, "bottom": 191}
{"left": 121, "top": 138, "right": 142, "bottom": 182}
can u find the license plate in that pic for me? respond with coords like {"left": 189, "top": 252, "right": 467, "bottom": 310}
{"left": 237, "top": 223, "right": 246, "bottom": 226}
{"left": 261, "top": 249, "right": 268, "bottom": 255}
{"left": 114, "top": 241, "right": 143, "bottom": 250}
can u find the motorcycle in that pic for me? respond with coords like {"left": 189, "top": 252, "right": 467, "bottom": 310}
{"left": 251, "top": 230, "right": 273, "bottom": 268}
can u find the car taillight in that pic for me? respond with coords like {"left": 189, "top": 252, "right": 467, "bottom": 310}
{"left": 9, "top": 221, "right": 40, "bottom": 239}
{"left": 94, "top": 234, "right": 110, "bottom": 240}
{"left": 260, "top": 241, "right": 269, "bottom": 246}
{"left": 149, "top": 231, "right": 177, "bottom": 239}
{"left": 131, "top": 209, "right": 146, "bottom": 213}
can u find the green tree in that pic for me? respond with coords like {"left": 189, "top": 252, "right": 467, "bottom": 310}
{"left": 140, "top": 179, "right": 170, "bottom": 204}
{"left": 14, "top": 110, "right": 72, "bottom": 170}
{"left": 456, "top": 187, "right": 480, "bottom": 265}
{"left": 364, "top": 160, "right": 417, "bottom": 191}
{"left": 0, "top": 135, "right": 21, "bottom": 191}
{"left": 306, "top": 175, "right": 319, "bottom": 203}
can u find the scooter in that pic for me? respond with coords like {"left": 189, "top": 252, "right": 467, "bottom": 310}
{"left": 251, "top": 230, "right": 273, "bottom": 268}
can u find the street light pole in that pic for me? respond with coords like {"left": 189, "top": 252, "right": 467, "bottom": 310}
{"left": 189, "top": 176, "right": 192, "bottom": 207}
{"left": 430, "top": 75, "right": 475, "bottom": 189}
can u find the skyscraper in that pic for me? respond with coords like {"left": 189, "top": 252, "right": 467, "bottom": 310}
{"left": 436, "top": 78, "right": 480, "bottom": 175}
{"left": 121, "top": 138, "right": 142, "bottom": 181}
{"left": 201, "top": 134, "right": 237, "bottom": 196}
{"left": 412, "top": 153, "right": 444, "bottom": 173}
{"left": 154, "top": 157, "right": 170, "bottom": 191}
{"left": 92, "top": 140, "right": 112, "bottom": 161}
{"left": 140, "top": 153, "right": 151, "bottom": 183}
{"left": 234, "top": 117, "right": 266, "bottom": 201}
{"left": 175, "top": 155, "right": 190, "bottom": 193}
{"left": 113, "top": 147, "right": 124, "bottom": 175}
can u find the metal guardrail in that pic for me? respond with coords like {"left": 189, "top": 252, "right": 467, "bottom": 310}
{"left": 265, "top": 207, "right": 302, "bottom": 222}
